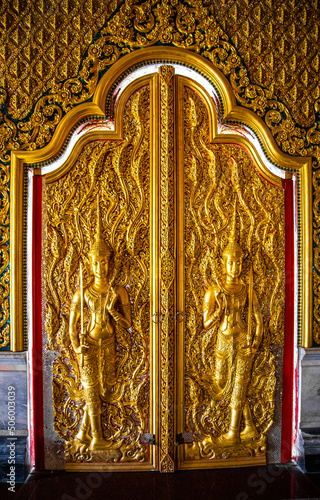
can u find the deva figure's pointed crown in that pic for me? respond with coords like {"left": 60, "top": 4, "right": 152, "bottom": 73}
{"left": 89, "top": 195, "right": 112, "bottom": 258}
{"left": 222, "top": 200, "right": 244, "bottom": 260}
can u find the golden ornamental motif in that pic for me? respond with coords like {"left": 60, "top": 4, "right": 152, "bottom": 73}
{"left": 1, "top": 1, "right": 318, "bottom": 127}
{"left": 179, "top": 86, "right": 284, "bottom": 465}
{"left": 1, "top": 0, "right": 319, "bottom": 162}
{"left": 0, "top": 0, "right": 118, "bottom": 120}
{"left": 159, "top": 65, "right": 175, "bottom": 473}
{"left": 45, "top": 85, "right": 152, "bottom": 464}
{"left": 212, "top": 0, "right": 320, "bottom": 128}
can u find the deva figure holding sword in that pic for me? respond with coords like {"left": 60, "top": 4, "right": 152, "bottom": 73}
{"left": 69, "top": 198, "right": 132, "bottom": 451}
{"left": 203, "top": 202, "right": 263, "bottom": 446}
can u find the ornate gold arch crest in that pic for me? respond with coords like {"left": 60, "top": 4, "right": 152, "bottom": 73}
{"left": 1, "top": 0, "right": 316, "bottom": 351}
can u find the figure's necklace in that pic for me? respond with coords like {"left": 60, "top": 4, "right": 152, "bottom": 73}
{"left": 87, "top": 284, "right": 109, "bottom": 297}
{"left": 220, "top": 281, "right": 246, "bottom": 298}
{"left": 86, "top": 285, "right": 110, "bottom": 316}
{"left": 220, "top": 282, "right": 246, "bottom": 321}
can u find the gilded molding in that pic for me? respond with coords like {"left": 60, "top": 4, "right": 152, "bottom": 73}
{"left": 159, "top": 65, "right": 175, "bottom": 473}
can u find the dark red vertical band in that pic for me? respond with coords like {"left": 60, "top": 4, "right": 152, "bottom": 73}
{"left": 281, "top": 178, "right": 294, "bottom": 463}
{"left": 31, "top": 174, "right": 44, "bottom": 470}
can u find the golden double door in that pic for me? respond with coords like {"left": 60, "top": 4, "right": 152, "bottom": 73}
{"left": 44, "top": 65, "right": 284, "bottom": 471}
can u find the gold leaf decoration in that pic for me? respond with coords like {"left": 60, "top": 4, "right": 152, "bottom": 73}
{"left": 182, "top": 87, "right": 284, "bottom": 454}
{"left": 45, "top": 85, "right": 152, "bottom": 463}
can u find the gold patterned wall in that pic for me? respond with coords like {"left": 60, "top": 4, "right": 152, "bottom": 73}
{"left": 0, "top": 0, "right": 119, "bottom": 120}
{"left": 212, "top": 0, "right": 320, "bottom": 128}
{"left": 1, "top": 0, "right": 319, "bottom": 126}
{"left": 1, "top": 0, "right": 320, "bottom": 349}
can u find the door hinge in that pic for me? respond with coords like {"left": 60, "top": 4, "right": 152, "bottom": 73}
{"left": 176, "top": 432, "right": 194, "bottom": 444}
{"left": 140, "top": 433, "right": 156, "bottom": 445}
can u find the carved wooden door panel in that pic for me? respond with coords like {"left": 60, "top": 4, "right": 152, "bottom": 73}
{"left": 44, "top": 78, "right": 158, "bottom": 471}
{"left": 174, "top": 78, "right": 285, "bottom": 469}
{"left": 42, "top": 65, "right": 285, "bottom": 472}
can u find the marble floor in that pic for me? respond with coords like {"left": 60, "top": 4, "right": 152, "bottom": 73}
{"left": 0, "top": 463, "right": 320, "bottom": 500}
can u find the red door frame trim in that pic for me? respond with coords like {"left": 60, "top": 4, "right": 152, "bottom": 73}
{"left": 281, "top": 178, "right": 295, "bottom": 463}
{"left": 31, "top": 174, "right": 45, "bottom": 470}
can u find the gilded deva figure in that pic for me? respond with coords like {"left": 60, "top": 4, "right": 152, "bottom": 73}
{"left": 203, "top": 204, "right": 263, "bottom": 446}
{"left": 69, "top": 201, "right": 132, "bottom": 451}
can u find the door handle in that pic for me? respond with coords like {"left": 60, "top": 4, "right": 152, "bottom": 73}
{"left": 174, "top": 311, "right": 184, "bottom": 323}
{"left": 152, "top": 313, "right": 163, "bottom": 324}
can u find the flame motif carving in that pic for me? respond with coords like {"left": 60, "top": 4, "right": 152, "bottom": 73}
{"left": 45, "top": 86, "right": 151, "bottom": 464}
{"left": 182, "top": 88, "right": 285, "bottom": 462}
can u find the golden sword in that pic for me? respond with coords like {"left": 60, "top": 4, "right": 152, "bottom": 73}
{"left": 247, "top": 263, "right": 253, "bottom": 348}
{"left": 80, "top": 262, "right": 85, "bottom": 368}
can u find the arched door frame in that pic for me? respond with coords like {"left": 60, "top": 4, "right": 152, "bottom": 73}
{"left": 10, "top": 46, "right": 312, "bottom": 352}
